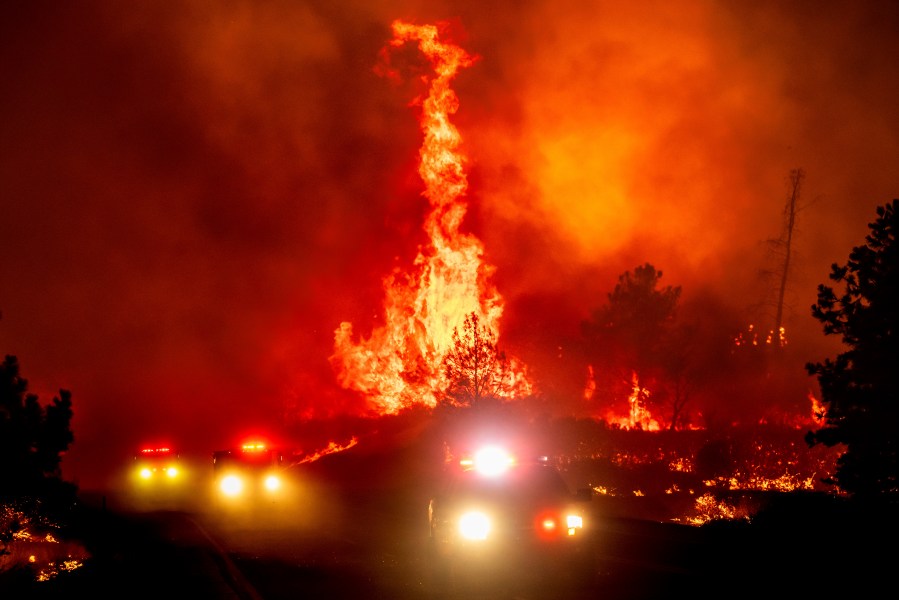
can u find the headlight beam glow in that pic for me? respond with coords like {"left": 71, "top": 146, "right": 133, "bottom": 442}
{"left": 459, "top": 511, "right": 491, "bottom": 540}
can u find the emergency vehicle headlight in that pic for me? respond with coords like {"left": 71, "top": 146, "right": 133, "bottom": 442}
{"left": 220, "top": 474, "right": 244, "bottom": 497}
{"left": 471, "top": 446, "right": 515, "bottom": 477}
{"left": 459, "top": 511, "right": 491, "bottom": 540}
{"left": 566, "top": 514, "right": 583, "bottom": 535}
{"left": 263, "top": 474, "right": 281, "bottom": 492}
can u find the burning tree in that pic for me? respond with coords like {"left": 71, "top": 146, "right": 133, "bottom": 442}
{"left": 440, "top": 312, "right": 528, "bottom": 409}
{"left": 330, "top": 21, "right": 531, "bottom": 414}
{"left": 805, "top": 199, "right": 899, "bottom": 498}
{"left": 581, "top": 263, "right": 683, "bottom": 429}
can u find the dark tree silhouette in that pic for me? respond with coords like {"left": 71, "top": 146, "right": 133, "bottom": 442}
{"left": 582, "top": 263, "right": 682, "bottom": 426}
{"left": 0, "top": 355, "right": 75, "bottom": 502}
{"left": 440, "top": 312, "right": 513, "bottom": 409}
{"left": 806, "top": 199, "right": 899, "bottom": 498}
{"left": 656, "top": 320, "right": 700, "bottom": 431}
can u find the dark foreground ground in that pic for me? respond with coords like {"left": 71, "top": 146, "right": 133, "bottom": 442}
{"left": 0, "top": 493, "right": 246, "bottom": 599}
{"left": 3, "top": 485, "right": 898, "bottom": 600}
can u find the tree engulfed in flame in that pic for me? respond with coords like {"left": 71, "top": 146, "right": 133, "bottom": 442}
{"left": 625, "top": 371, "right": 660, "bottom": 431}
{"left": 808, "top": 391, "right": 826, "bottom": 425}
{"left": 331, "top": 21, "right": 531, "bottom": 414}
{"left": 586, "top": 368, "right": 662, "bottom": 430}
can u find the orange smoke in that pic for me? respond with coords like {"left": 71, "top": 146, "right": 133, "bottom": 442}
{"left": 331, "top": 21, "right": 531, "bottom": 414}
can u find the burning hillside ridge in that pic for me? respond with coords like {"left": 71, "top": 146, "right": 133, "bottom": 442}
{"left": 282, "top": 404, "right": 844, "bottom": 526}
{"left": 541, "top": 416, "right": 843, "bottom": 524}
{"left": 330, "top": 20, "right": 532, "bottom": 414}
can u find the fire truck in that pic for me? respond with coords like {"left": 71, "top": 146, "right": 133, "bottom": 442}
{"left": 427, "top": 445, "right": 594, "bottom": 588}
{"left": 211, "top": 440, "right": 293, "bottom": 507}
{"left": 131, "top": 446, "right": 183, "bottom": 486}
{"left": 125, "top": 446, "right": 191, "bottom": 508}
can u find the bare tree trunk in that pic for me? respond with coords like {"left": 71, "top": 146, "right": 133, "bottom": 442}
{"left": 775, "top": 168, "right": 803, "bottom": 335}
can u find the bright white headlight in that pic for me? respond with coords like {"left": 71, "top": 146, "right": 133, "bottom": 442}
{"left": 566, "top": 514, "right": 583, "bottom": 535}
{"left": 263, "top": 474, "right": 282, "bottom": 491}
{"left": 220, "top": 474, "right": 244, "bottom": 497}
{"left": 459, "top": 511, "right": 491, "bottom": 540}
{"left": 473, "top": 446, "right": 514, "bottom": 477}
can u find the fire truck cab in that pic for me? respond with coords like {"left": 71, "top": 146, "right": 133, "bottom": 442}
{"left": 125, "top": 446, "right": 190, "bottom": 508}
{"left": 131, "top": 446, "right": 183, "bottom": 484}
{"left": 212, "top": 441, "right": 292, "bottom": 507}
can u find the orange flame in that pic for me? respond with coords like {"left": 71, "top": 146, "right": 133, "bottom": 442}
{"left": 586, "top": 367, "right": 661, "bottom": 430}
{"left": 809, "top": 390, "right": 826, "bottom": 425}
{"left": 296, "top": 437, "right": 359, "bottom": 465}
{"left": 733, "top": 324, "right": 788, "bottom": 348}
{"left": 625, "top": 371, "right": 660, "bottom": 431}
{"left": 331, "top": 21, "right": 531, "bottom": 414}
{"left": 583, "top": 365, "right": 596, "bottom": 401}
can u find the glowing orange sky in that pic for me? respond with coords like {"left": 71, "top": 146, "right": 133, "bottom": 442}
{"left": 1, "top": 0, "right": 897, "bottom": 488}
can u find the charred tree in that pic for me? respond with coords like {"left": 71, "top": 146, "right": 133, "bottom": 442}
{"left": 758, "top": 167, "right": 806, "bottom": 345}
{"left": 774, "top": 168, "right": 803, "bottom": 334}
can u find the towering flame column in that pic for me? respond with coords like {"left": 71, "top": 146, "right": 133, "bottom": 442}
{"left": 331, "top": 21, "right": 526, "bottom": 414}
